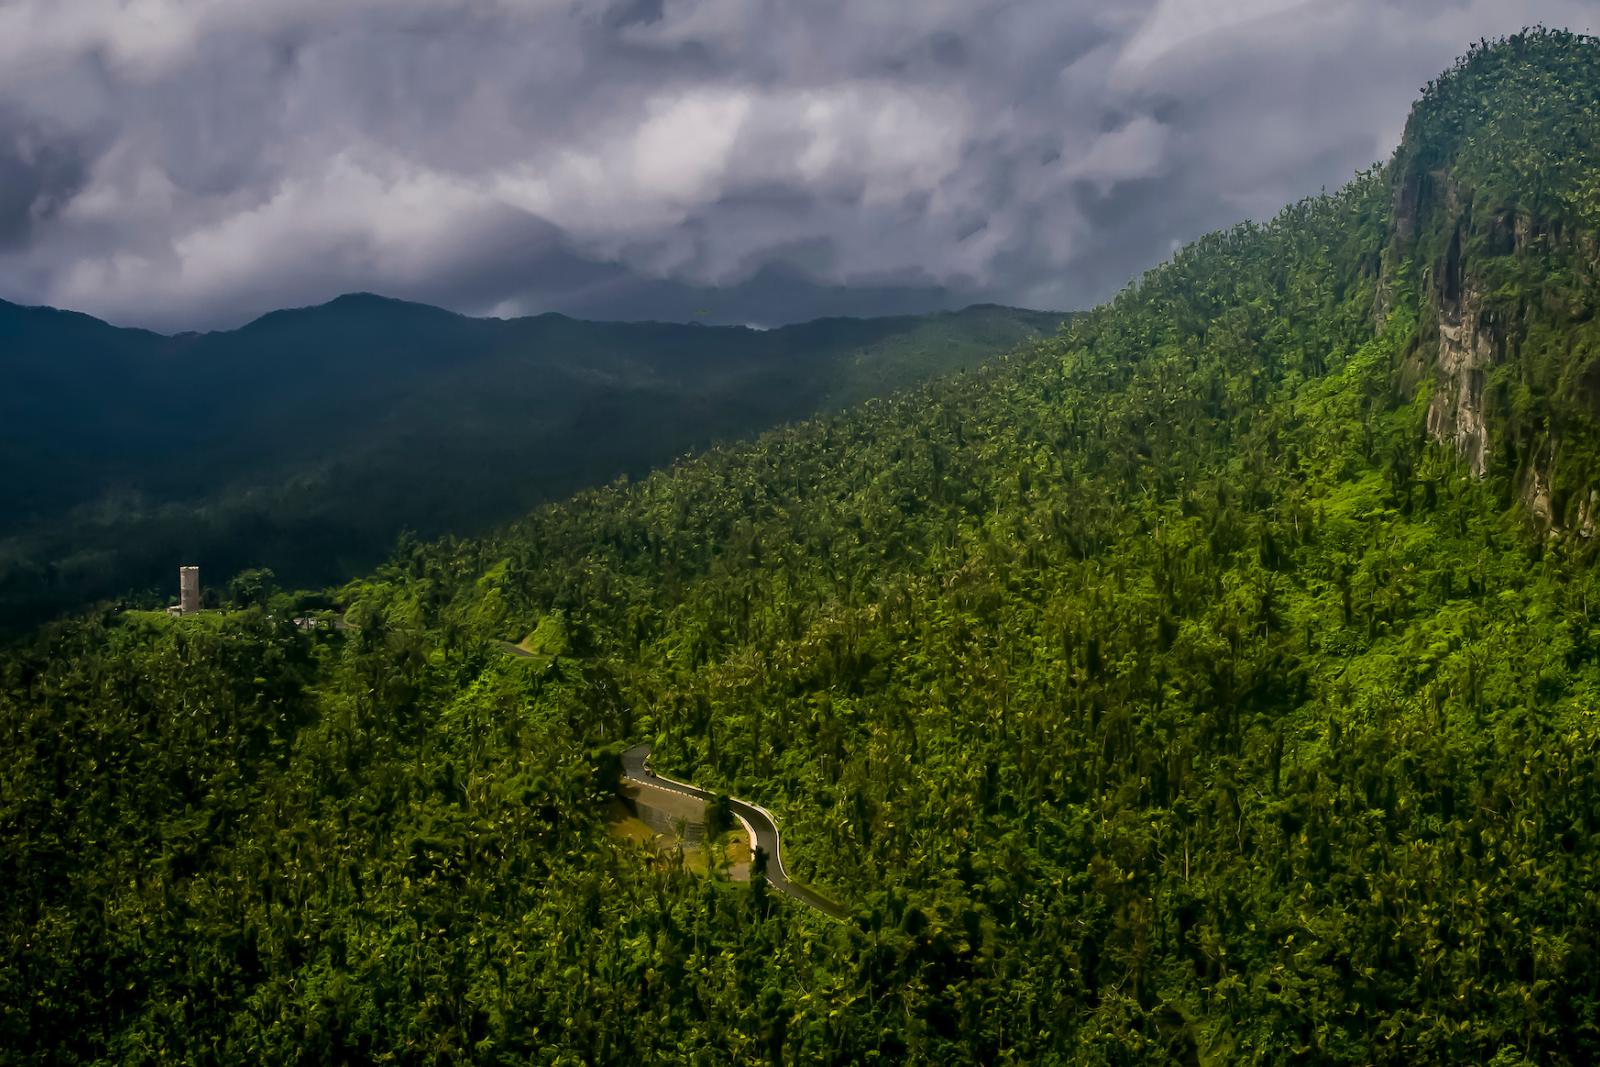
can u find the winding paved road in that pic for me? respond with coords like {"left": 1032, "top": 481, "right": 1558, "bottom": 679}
{"left": 492, "top": 639, "right": 844, "bottom": 918}
{"left": 621, "top": 744, "right": 847, "bottom": 921}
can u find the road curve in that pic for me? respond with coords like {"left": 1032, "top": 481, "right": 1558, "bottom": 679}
{"left": 621, "top": 744, "right": 847, "bottom": 921}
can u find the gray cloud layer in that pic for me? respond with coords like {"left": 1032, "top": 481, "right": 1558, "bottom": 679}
{"left": 0, "top": 0, "right": 1594, "bottom": 330}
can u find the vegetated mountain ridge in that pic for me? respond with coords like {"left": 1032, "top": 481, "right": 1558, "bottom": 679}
{"left": 7, "top": 29, "right": 1600, "bottom": 1065}
{"left": 0, "top": 296, "right": 1063, "bottom": 627}
{"left": 1384, "top": 33, "right": 1600, "bottom": 518}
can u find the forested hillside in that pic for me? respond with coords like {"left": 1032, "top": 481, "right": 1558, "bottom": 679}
{"left": 6, "top": 29, "right": 1600, "bottom": 1065}
{"left": 0, "top": 298, "right": 1059, "bottom": 631}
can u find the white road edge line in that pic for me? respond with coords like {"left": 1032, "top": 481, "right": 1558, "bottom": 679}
{"left": 637, "top": 766, "right": 799, "bottom": 886}
{"left": 628, "top": 773, "right": 761, "bottom": 873}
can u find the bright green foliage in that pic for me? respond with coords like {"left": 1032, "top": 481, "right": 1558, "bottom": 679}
{"left": 522, "top": 612, "right": 569, "bottom": 659}
{"left": 7, "top": 31, "right": 1600, "bottom": 1066}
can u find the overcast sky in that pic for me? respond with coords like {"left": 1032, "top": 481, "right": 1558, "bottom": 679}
{"left": 0, "top": 0, "right": 1594, "bottom": 331}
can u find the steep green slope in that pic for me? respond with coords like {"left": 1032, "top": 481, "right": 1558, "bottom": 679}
{"left": 6, "top": 29, "right": 1600, "bottom": 1065}
{"left": 0, "top": 299, "right": 1062, "bottom": 629}
{"left": 1385, "top": 31, "right": 1600, "bottom": 522}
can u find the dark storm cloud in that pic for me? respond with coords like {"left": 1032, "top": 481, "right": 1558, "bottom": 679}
{"left": 0, "top": 110, "right": 97, "bottom": 251}
{"left": 0, "top": 0, "right": 1593, "bottom": 331}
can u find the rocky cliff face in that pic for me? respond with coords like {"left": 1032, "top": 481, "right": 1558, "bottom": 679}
{"left": 1423, "top": 226, "right": 1497, "bottom": 479}
{"left": 1385, "top": 166, "right": 1507, "bottom": 481}
{"left": 1369, "top": 29, "right": 1600, "bottom": 534}
{"left": 1384, "top": 160, "right": 1598, "bottom": 532}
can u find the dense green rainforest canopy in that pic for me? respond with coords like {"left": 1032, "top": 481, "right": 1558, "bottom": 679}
{"left": 6, "top": 29, "right": 1600, "bottom": 1064}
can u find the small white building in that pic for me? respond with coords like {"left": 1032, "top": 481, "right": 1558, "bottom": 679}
{"left": 177, "top": 565, "right": 200, "bottom": 615}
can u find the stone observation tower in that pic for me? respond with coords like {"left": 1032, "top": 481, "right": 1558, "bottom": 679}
{"left": 179, "top": 566, "right": 200, "bottom": 615}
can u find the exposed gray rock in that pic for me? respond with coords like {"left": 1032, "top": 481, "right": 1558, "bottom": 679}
{"left": 1424, "top": 278, "right": 1496, "bottom": 478}
{"left": 1523, "top": 464, "right": 1554, "bottom": 527}
{"left": 1424, "top": 218, "right": 1499, "bottom": 479}
{"left": 1576, "top": 489, "right": 1600, "bottom": 538}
